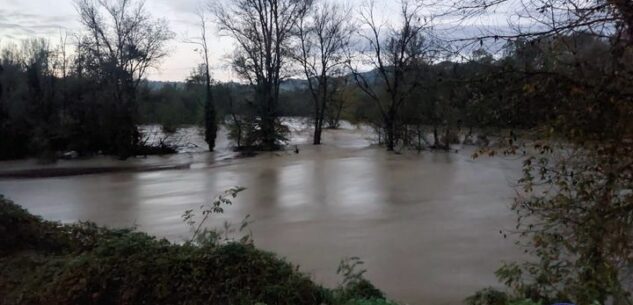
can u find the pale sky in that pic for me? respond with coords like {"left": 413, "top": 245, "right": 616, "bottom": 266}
{"left": 0, "top": 0, "right": 517, "bottom": 82}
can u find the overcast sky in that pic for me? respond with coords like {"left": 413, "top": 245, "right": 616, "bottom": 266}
{"left": 0, "top": 0, "right": 517, "bottom": 82}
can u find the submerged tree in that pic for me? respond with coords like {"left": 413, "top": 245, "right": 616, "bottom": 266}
{"left": 350, "top": 0, "right": 437, "bottom": 151}
{"left": 211, "top": 0, "right": 310, "bottom": 150}
{"left": 324, "top": 77, "right": 354, "bottom": 129}
{"left": 75, "top": 0, "right": 173, "bottom": 158}
{"left": 294, "top": 0, "right": 354, "bottom": 145}
{"left": 188, "top": 8, "right": 217, "bottom": 151}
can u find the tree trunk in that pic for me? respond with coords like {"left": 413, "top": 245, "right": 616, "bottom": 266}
{"left": 385, "top": 118, "right": 395, "bottom": 151}
{"left": 313, "top": 76, "right": 328, "bottom": 145}
{"left": 417, "top": 124, "right": 423, "bottom": 152}
{"left": 433, "top": 124, "right": 439, "bottom": 149}
{"left": 116, "top": 82, "right": 138, "bottom": 160}
{"left": 204, "top": 74, "right": 216, "bottom": 151}
{"left": 313, "top": 122, "right": 322, "bottom": 145}
{"left": 262, "top": 91, "right": 277, "bottom": 150}
{"left": 333, "top": 102, "right": 343, "bottom": 129}
{"left": 313, "top": 98, "right": 321, "bottom": 145}
{"left": 443, "top": 127, "right": 450, "bottom": 151}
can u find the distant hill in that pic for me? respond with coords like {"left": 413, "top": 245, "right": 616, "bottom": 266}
{"left": 278, "top": 69, "right": 382, "bottom": 92}
{"left": 144, "top": 79, "right": 309, "bottom": 92}
{"left": 145, "top": 69, "right": 382, "bottom": 92}
{"left": 280, "top": 78, "right": 309, "bottom": 92}
{"left": 145, "top": 80, "right": 186, "bottom": 91}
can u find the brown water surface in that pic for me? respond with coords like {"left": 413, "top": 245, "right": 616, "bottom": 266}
{"left": 0, "top": 122, "right": 523, "bottom": 305}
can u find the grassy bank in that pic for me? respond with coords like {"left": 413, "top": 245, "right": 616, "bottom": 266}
{"left": 0, "top": 196, "right": 389, "bottom": 305}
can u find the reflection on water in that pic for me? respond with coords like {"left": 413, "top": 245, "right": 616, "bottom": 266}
{"left": 0, "top": 123, "right": 522, "bottom": 305}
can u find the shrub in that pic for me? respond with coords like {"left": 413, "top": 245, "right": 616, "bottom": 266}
{"left": 0, "top": 196, "right": 70, "bottom": 254}
{"left": 332, "top": 257, "right": 384, "bottom": 304}
{"left": 465, "top": 288, "right": 509, "bottom": 305}
{"left": 0, "top": 197, "right": 390, "bottom": 305}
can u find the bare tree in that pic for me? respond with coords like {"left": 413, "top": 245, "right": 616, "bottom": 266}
{"left": 294, "top": 0, "right": 354, "bottom": 145}
{"left": 350, "top": 0, "right": 437, "bottom": 151}
{"left": 56, "top": 31, "right": 70, "bottom": 80}
{"left": 188, "top": 8, "right": 217, "bottom": 151}
{"left": 55, "top": 31, "right": 72, "bottom": 121}
{"left": 210, "top": 0, "right": 310, "bottom": 150}
{"left": 75, "top": 0, "right": 173, "bottom": 158}
{"left": 324, "top": 76, "right": 352, "bottom": 129}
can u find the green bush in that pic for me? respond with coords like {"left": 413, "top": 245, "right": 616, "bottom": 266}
{"left": 334, "top": 279, "right": 385, "bottom": 303}
{"left": 466, "top": 287, "right": 551, "bottom": 305}
{"left": 0, "top": 197, "right": 391, "bottom": 305}
{"left": 465, "top": 288, "right": 509, "bottom": 305}
{"left": 0, "top": 196, "right": 69, "bottom": 254}
{"left": 508, "top": 299, "right": 542, "bottom": 305}
{"left": 342, "top": 298, "right": 399, "bottom": 305}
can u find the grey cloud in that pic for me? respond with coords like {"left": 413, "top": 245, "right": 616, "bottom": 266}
{"left": 0, "top": 23, "right": 36, "bottom": 35}
{"left": 172, "top": 17, "right": 200, "bottom": 27}
{"left": 0, "top": 9, "right": 75, "bottom": 39}
{"left": 154, "top": 0, "right": 201, "bottom": 14}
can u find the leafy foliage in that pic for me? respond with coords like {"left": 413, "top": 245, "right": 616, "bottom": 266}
{"left": 182, "top": 186, "right": 248, "bottom": 244}
{"left": 467, "top": 6, "right": 633, "bottom": 305}
{"left": 332, "top": 257, "right": 384, "bottom": 303}
{"left": 465, "top": 288, "right": 510, "bottom": 305}
{"left": 0, "top": 195, "right": 393, "bottom": 305}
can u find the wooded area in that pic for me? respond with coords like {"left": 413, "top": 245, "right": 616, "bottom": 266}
{"left": 0, "top": 0, "right": 632, "bottom": 303}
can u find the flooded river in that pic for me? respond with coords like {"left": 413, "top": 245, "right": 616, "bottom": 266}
{"left": 0, "top": 121, "right": 523, "bottom": 305}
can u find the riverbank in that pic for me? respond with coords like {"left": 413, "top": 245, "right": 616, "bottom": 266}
{"left": 0, "top": 162, "right": 192, "bottom": 179}
{"left": 0, "top": 119, "right": 523, "bottom": 180}
{"left": 0, "top": 120, "right": 375, "bottom": 179}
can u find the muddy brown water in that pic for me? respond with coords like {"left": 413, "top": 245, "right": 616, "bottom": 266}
{"left": 0, "top": 122, "right": 524, "bottom": 305}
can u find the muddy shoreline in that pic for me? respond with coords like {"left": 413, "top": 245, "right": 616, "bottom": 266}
{"left": 0, "top": 163, "right": 192, "bottom": 179}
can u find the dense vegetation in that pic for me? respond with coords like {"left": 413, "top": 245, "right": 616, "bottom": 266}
{"left": 457, "top": 0, "right": 633, "bottom": 304}
{"left": 0, "top": 0, "right": 174, "bottom": 160}
{"left": 1, "top": 0, "right": 632, "bottom": 304}
{"left": 2, "top": 0, "right": 606, "bottom": 160}
{"left": 0, "top": 195, "right": 390, "bottom": 305}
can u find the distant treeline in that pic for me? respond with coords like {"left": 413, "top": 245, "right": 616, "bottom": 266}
{"left": 0, "top": 0, "right": 621, "bottom": 159}
{"left": 0, "top": 29, "right": 614, "bottom": 160}
{"left": 137, "top": 78, "right": 315, "bottom": 128}
{"left": 0, "top": 0, "right": 173, "bottom": 160}
{"left": 143, "top": 32, "right": 614, "bottom": 150}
